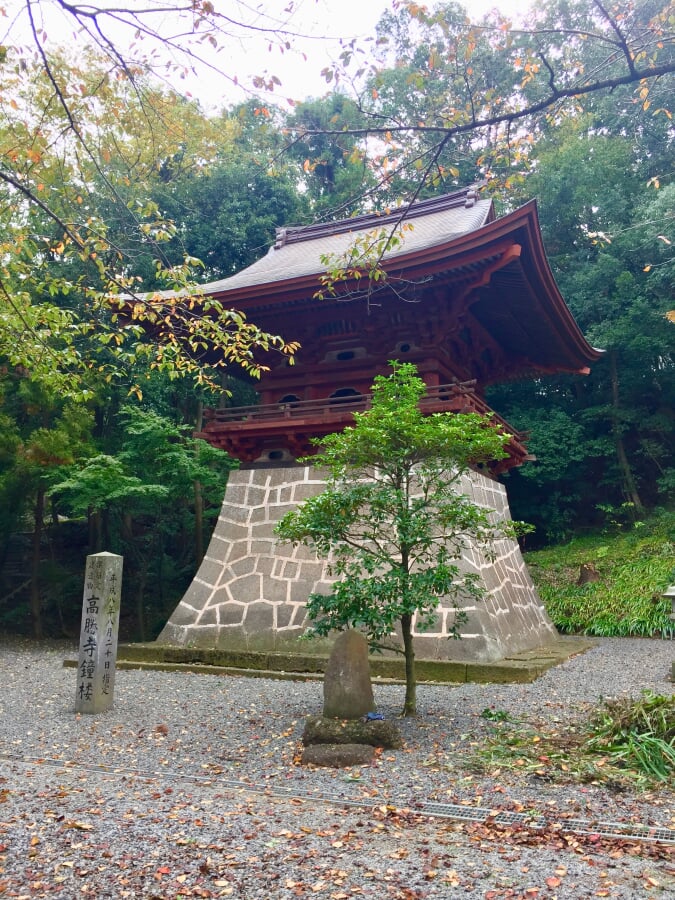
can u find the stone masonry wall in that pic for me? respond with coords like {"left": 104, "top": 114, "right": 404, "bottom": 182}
{"left": 157, "top": 465, "right": 557, "bottom": 662}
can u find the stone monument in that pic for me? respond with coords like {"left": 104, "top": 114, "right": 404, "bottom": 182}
{"left": 300, "top": 630, "right": 403, "bottom": 766}
{"left": 322, "top": 630, "right": 375, "bottom": 719}
{"left": 75, "top": 552, "right": 123, "bottom": 714}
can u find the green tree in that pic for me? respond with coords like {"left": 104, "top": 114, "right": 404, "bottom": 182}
{"left": 275, "top": 362, "right": 515, "bottom": 716}
{"left": 0, "top": 46, "right": 298, "bottom": 399}
{"left": 286, "top": 94, "right": 374, "bottom": 219}
{"left": 478, "top": 74, "right": 674, "bottom": 543}
{"left": 0, "top": 379, "right": 95, "bottom": 637}
{"left": 307, "top": 0, "right": 674, "bottom": 201}
{"left": 3, "top": 1, "right": 672, "bottom": 394}
{"left": 361, "top": 1, "right": 515, "bottom": 198}
{"left": 150, "top": 103, "right": 306, "bottom": 281}
{"left": 50, "top": 406, "right": 234, "bottom": 640}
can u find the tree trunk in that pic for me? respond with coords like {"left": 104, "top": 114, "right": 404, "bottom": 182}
{"left": 30, "top": 486, "right": 45, "bottom": 639}
{"left": 88, "top": 507, "right": 102, "bottom": 553}
{"left": 400, "top": 612, "right": 417, "bottom": 716}
{"left": 101, "top": 508, "right": 111, "bottom": 550}
{"left": 609, "top": 350, "right": 644, "bottom": 514}
{"left": 135, "top": 571, "right": 148, "bottom": 642}
{"left": 193, "top": 400, "right": 204, "bottom": 564}
{"left": 577, "top": 563, "right": 601, "bottom": 585}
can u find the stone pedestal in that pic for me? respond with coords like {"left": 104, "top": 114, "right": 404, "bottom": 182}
{"left": 157, "top": 464, "right": 557, "bottom": 662}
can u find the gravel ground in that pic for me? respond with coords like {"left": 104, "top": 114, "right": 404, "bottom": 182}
{"left": 0, "top": 636, "right": 673, "bottom": 899}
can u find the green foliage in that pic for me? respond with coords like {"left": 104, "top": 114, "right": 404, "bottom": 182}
{"left": 49, "top": 454, "right": 167, "bottom": 514}
{"left": 149, "top": 103, "right": 306, "bottom": 282}
{"left": 525, "top": 512, "right": 675, "bottom": 637}
{"left": 31, "top": 406, "right": 236, "bottom": 640}
{"left": 490, "top": 119, "right": 674, "bottom": 540}
{"left": 0, "top": 380, "right": 94, "bottom": 524}
{"left": 51, "top": 405, "right": 233, "bottom": 531}
{"left": 0, "top": 48, "right": 300, "bottom": 400}
{"left": 476, "top": 691, "right": 675, "bottom": 790}
{"left": 286, "top": 94, "right": 373, "bottom": 218}
{"left": 315, "top": 222, "right": 414, "bottom": 299}
{"left": 276, "top": 362, "right": 515, "bottom": 715}
{"left": 586, "top": 692, "right": 675, "bottom": 782}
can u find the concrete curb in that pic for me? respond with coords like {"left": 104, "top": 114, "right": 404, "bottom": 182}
{"left": 63, "top": 636, "right": 595, "bottom": 684}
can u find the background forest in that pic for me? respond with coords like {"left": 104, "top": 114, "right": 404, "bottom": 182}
{"left": 0, "top": 0, "right": 672, "bottom": 640}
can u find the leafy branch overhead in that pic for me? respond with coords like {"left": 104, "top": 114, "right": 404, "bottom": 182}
{"left": 315, "top": 221, "right": 414, "bottom": 300}
{"left": 0, "top": 7, "right": 304, "bottom": 397}
{"left": 303, "top": 0, "right": 674, "bottom": 195}
{"left": 276, "top": 362, "right": 526, "bottom": 716}
{"left": 1, "top": 1, "right": 671, "bottom": 396}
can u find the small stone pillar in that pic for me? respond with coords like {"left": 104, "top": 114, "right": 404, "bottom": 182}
{"left": 323, "top": 630, "right": 375, "bottom": 719}
{"left": 664, "top": 585, "right": 675, "bottom": 682}
{"left": 75, "top": 552, "right": 123, "bottom": 714}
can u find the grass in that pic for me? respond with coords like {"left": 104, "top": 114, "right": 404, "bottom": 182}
{"left": 586, "top": 691, "right": 675, "bottom": 781}
{"left": 475, "top": 692, "right": 675, "bottom": 791}
{"left": 524, "top": 510, "right": 675, "bottom": 637}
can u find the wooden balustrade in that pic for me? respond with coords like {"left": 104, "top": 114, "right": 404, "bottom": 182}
{"left": 203, "top": 381, "right": 520, "bottom": 439}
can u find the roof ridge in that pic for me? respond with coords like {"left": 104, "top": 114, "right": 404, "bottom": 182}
{"left": 274, "top": 185, "right": 488, "bottom": 248}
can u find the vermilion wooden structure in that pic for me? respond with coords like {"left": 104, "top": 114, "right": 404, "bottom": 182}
{"left": 190, "top": 188, "right": 601, "bottom": 469}
{"left": 155, "top": 188, "right": 602, "bottom": 660}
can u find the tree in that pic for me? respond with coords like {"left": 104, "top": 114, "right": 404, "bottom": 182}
{"left": 3, "top": 2, "right": 673, "bottom": 392}
{"left": 285, "top": 94, "right": 375, "bottom": 219}
{"left": 300, "top": 0, "right": 674, "bottom": 202}
{"left": 0, "top": 29, "right": 300, "bottom": 398}
{"left": 149, "top": 102, "right": 306, "bottom": 281}
{"left": 487, "top": 112, "right": 674, "bottom": 540}
{"left": 275, "top": 362, "right": 516, "bottom": 716}
{"left": 0, "top": 378, "right": 95, "bottom": 637}
{"left": 49, "top": 406, "right": 234, "bottom": 639}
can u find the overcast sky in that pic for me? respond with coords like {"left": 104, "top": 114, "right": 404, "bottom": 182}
{"left": 206, "top": 0, "right": 524, "bottom": 107}
{"left": 3, "top": 0, "right": 525, "bottom": 109}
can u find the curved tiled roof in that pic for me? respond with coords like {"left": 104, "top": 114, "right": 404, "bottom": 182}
{"left": 145, "top": 186, "right": 601, "bottom": 378}
{"left": 195, "top": 189, "right": 494, "bottom": 296}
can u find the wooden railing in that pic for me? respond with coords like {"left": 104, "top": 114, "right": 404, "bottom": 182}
{"left": 204, "top": 381, "right": 522, "bottom": 438}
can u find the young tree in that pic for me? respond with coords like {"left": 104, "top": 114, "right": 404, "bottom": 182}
{"left": 276, "top": 362, "right": 516, "bottom": 716}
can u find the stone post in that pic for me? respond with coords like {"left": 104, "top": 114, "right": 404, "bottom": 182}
{"left": 75, "top": 552, "right": 123, "bottom": 714}
{"left": 664, "top": 585, "right": 675, "bottom": 682}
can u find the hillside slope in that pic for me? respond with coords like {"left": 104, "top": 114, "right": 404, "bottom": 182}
{"left": 525, "top": 513, "right": 675, "bottom": 637}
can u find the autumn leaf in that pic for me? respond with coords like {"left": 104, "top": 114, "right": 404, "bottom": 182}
{"left": 61, "top": 820, "right": 94, "bottom": 832}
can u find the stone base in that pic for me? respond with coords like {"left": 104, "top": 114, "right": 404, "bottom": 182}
{"left": 157, "top": 464, "right": 557, "bottom": 663}
{"left": 300, "top": 744, "right": 375, "bottom": 768}
{"left": 303, "top": 715, "right": 403, "bottom": 749}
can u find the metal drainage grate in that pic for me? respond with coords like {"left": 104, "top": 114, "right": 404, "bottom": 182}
{"left": 2, "top": 751, "right": 673, "bottom": 846}
{"left": 420, "top": 801, "right": 675, "bottom": 844}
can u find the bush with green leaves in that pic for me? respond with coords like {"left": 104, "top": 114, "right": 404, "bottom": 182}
{"left": 587, "top": 691, "right": 675, "bottom": 782}
{"left": 48, "top": 406, "right": 235, "bottom": 639}
{"left": 276, "top": 362, "right": 519, "bottom": 716}
{"left": 476, "top": 690, "right": 675, "bottom": 789}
